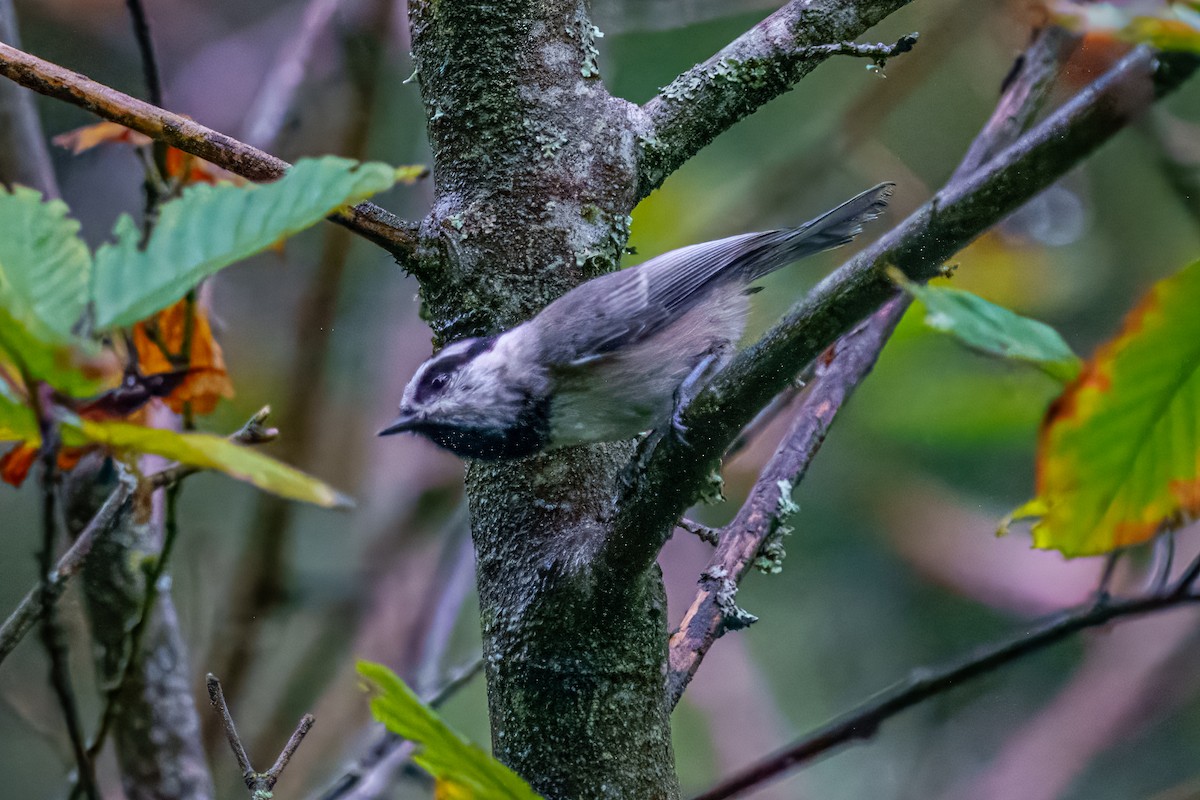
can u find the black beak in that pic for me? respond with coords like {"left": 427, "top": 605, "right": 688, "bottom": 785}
{"left": 378, "top": 412, "right": 421, "bottom": 437}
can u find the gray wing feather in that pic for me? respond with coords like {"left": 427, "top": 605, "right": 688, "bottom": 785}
{"left": 538, "top": 182, "right": 894, "bottom": 364}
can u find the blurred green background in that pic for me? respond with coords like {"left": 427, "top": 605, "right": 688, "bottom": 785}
{"left": 2, "top": 0, "right": 1200, "bottom": 798}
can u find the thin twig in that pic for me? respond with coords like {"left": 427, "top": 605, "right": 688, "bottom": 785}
{"left": 147, "top": 404, "right": 279, "bottom": 489}
{"left": 689, "top": 583, "right": 1200, "bottom": 800}
{"left": 124, "top": 0, "right": 162, "bottom": 106}
{"left": 33, "top": 397, "right": 99, "bottom": 798}
{"left": 678, "top": 518, "right": 721, "bottom": 546}
{"left": 208, "top": 673, "right": 315, "bottom": 797}
{"left": 0, "top": 40, "right": 423, "bottom": 264}
{"left": 796, "top": 33, "right": 918, "bottom": 65}
{"left": 0, "top": 477, "right": 133, "bottom": 666}
{"left": 207, "top": 674, "right": 254, "bottom": 778}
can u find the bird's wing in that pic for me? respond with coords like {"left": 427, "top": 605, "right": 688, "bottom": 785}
{"left": 537, "top": 183, "right": 894, "bottom": 365}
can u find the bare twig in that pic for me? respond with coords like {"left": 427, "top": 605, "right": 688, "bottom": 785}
{"left": 148, "top": 404, "right": 279, "bottom": 489}
{"left": 688, "top": 582, "right": 1200, "bottom": 800}
{"left": 208, "top": 673, "right": 315, "bottom": 797}
{"left": 0, "top": 40, "right": 422, "bottom": 264}
{"left": 33, "top": 402, "right": 99, "bottom": 798}
{"left": 607, "top": 45, "right": 1200, "bottom": 580}
{"left": 637, "top": 0, "right": 918, "bottom": 197}
{"left": 0, "top": 476, "right": 133, "bottom": 666}
{"left": 798, "top": 32, "right": 917, "bottom": 64}
{"left": 678, "top": 518, "right": 721, "bottom": 546}
{"left": 243, "top": 0, "right": 344, "bottom": 148}
{"left": 125, "top": 0, "right": 163, "bottom": 106}
{"left": 668, "top": 298, "right": 907, "bottom": 705}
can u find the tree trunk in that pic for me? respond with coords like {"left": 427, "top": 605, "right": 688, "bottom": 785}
{"left": 407, "top": 2, "right": 678, "bottom": 797}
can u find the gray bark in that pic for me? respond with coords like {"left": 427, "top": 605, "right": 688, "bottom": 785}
{"left": 403, "top": 1, "right": 918, "bottom": 797}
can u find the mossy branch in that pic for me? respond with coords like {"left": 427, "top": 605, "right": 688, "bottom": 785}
{"left": 636, "top": 0, "right": 918, "bottom": 198}
{"left": 605, "top": 46, "right": 1200, "bottom": 580}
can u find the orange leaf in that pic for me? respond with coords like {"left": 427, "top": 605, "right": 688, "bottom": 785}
{"left": 133, "top": 299, "right": 234, "bottom": 415}
{"left": 164, "top": 148, "right": 245, "bottom": 186}
{"left": 0, "top": 442, "right": 37, "bottom": 486}
{"left": 52, "top": 121, "right": 152, "bottom": 154}
{"left": 0, "top": 442, "right": 87, "bottom": 487}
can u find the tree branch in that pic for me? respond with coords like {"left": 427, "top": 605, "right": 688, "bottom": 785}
{"left": 0, "top": 474, "right": 133, "bottom": 666}
{"left": 0, "top": 40, "right": 423, "bottom": 265}
{"left": 606, "top": 46, "right": 1199, "bottom": 581}
{"left": 689, "top": 567, "right": 1200, "bottom": 800}
{"left": 208, "top": 673, "right": 315, "bottom": 798}
{"left": 667, "top": 297, "right": 907, "bottom": 706}
{"left": 637, "top": 0, "right": 917, "bottom": 198}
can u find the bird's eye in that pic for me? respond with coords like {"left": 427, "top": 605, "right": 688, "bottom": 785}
{"left": 430, "top": 373, "right": 450, "bottom": 389}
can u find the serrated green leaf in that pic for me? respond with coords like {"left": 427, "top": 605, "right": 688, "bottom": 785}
{"left": 0, "top": 304, "right": 104, "bottom": 397}
{"left": 92, "top": 157, "right": 401, "bottom": 329}
{"left": 1009, "top": 257, "right": 1200, "bottom": 556}
{"left": 892, "top": 270, "right": 1081, "bottom": 382}
{"left": 67, "top": 418, "right": 353, "bottom": 508}
{"left": 0, "top": 185, "right": 92, "bottom": 342}
{"left": 358, "top": 661, "right": 543, "bottom": 800}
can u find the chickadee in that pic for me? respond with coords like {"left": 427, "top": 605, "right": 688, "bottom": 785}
{"left": 381, "top": 183, "right": 894, "bottom": 460}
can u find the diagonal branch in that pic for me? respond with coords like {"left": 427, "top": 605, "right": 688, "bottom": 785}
{"left": 667, "top": 298, "right": 907, "bottom": 706}
{"left": 689, "top": 566, "right": 1200, "bottom": 800}
{"left": 604, "top": 46, "right": 1199, "bottom": 582}
{"left": 637, "top": 0, "right": 917, "bottom": 198}
{"left": 664, "top": 23, "right": 1080, "bottom": 709}
{"left": 0, "top": 41, "right": 423, "bottom": 267}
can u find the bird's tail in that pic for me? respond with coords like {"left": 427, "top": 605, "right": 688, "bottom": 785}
{"left": 744, "top": 182, "right": 895, "bottom": 282}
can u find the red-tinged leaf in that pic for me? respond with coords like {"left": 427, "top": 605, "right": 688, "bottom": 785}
{"left": 132, "top": 299, "right": 234, "bottom": 415}
{"left": 164, "top": 148, "right": 245, "bottom": 186}
{"left": 1005, "top": 258, "right": 1200, "bottom": 556}
{"left": 0, "top": 442, "right": 36, "bottom": 486}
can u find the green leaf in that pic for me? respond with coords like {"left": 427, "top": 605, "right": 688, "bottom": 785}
{"left": 0, "top": 304, "right": 104, "bottom": 397}
{"left": 0, "top": 185, "right": 92, "bottom": 342}
{"left": 358, "top": 661, "right": 543, "bottom": 800}
{"left": 0, "top": 381, "right": 36, "bottom": 442}
{"left": 1004, "top": 257, "right": 1200, "bottom": 556}
{"left": 92, "top": 157, "right": 402, "bottom": 329}
{"left": 891, "top": 270, "right": 1081, "bottom": 382}
{"left": 66, "top": 418, "right": 352, "bottom": 508}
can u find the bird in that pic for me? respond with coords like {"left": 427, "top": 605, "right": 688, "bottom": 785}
{"left": 380, "top": 182, "right": 894, "bottom": 460}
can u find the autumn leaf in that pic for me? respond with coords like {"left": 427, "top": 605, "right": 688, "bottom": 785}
{"left": 133, "top": 298, "right": 234, "bottom": 415}
{"left": 52, "top": 121, "right": 152, "bottom": 153}
{"left": 53, "top": 121, "right": 243, "bottom": 185}
{"left": 67, "top": 418, "right": 352, "bottom": 508}
{"left": 1004, "top": 257, "right": 1200, "bottom": 556}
